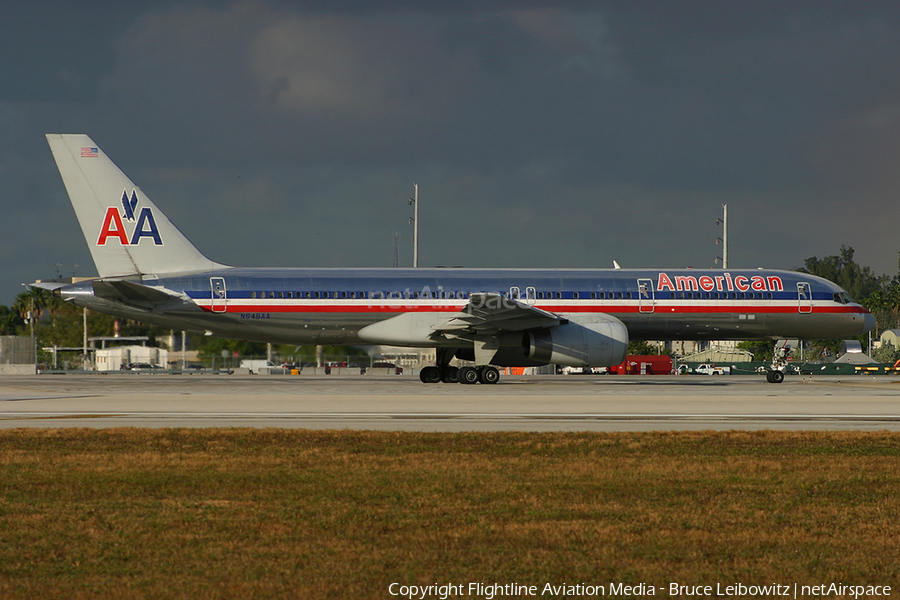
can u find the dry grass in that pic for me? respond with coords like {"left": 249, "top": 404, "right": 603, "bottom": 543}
{"left": 0, "top": 429, "right": 899, "bottom": 599}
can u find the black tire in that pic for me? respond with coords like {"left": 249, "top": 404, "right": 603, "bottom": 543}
{"left": 479, "top": 366, "right": 500, "bottom": 384}
{"left": 767, "top": 370, "right": 785, "bottom": 384}
{"left": 459, "top": 366, "right": 479, "bottom": 384}
{"left": 420, "top": 366, "right": 442, "bottom": 384}
{"left": 441, "top": 366, "right": 459, "bottom": 384}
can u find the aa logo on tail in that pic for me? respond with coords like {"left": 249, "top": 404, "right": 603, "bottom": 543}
{"left": 97, "top": 190, "right": 163, "bottom": 246}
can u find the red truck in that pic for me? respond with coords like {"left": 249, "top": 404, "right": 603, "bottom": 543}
{"left": 607, "top": 355, "right": 673, "bottom": 375}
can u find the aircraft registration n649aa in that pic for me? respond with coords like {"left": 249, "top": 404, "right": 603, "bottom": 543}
{"left": 37, "top": 134, "right": 875, "bottom": 384}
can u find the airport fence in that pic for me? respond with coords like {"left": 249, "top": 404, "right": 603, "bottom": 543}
{"left": 0, "top": 336, "right": 35, "bottom": 365}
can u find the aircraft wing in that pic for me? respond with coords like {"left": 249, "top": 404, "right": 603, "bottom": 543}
{"left": 359, "top": 292, "right": 562, "bottom": 348}
{"left": 429, "top": 292, "right": 565, "bottom": 365}
{"left": 434, "top": 292, "right": 561, "bottom": 336}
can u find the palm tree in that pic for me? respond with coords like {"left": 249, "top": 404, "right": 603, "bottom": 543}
{"left": 11, "top": 288, "right": 59, "bottom": 330}
{"left": 0, "top": 305, "right": 23, "bottom": 335}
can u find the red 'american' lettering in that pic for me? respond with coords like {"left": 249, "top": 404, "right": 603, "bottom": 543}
{"left": 657, "top": 272, "right": 783, "bottom": 293}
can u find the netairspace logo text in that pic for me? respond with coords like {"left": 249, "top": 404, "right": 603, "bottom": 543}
{"left": 387, "top": 581, "right": 893, "bottom": 599}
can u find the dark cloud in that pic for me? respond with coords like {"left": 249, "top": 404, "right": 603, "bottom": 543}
{"left": 2, "top": 1, "right": 900, "bottom": 305}
{"left": 0, "top": 2, "right": 143, "bottom": 103}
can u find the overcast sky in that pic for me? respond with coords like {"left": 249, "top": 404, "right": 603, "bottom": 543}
{"left": 2, "top": 1, "right": 900, "bottom": 305}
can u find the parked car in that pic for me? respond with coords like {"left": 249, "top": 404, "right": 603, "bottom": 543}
{"left": 694, "top": 363, "right": 730, "bottom": 375}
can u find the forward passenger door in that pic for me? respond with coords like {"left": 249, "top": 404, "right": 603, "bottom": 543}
{"left": 637, "top": 278, "right": 655, "bottom": 314}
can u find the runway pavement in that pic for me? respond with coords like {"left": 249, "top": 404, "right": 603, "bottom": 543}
{"left": 0, "top": 372, "right": 899, "bottom": 431}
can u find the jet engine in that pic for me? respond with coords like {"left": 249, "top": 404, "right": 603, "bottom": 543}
{"left": 522, "top": 316, "right": 629, "bottom": 367}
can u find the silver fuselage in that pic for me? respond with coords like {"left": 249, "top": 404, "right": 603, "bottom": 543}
{"left": 58, "top": 266, "right": 875, "bottom": 346}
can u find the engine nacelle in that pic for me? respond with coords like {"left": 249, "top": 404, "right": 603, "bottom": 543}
{"left": 523, "top": 317, "right": 629, "bottom": 367}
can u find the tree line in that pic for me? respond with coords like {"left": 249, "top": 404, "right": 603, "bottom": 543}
{"left": 795, "top": 246, "right": 900, "bottom": 363}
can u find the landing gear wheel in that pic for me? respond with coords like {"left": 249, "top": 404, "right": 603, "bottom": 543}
{"left": 479, "top": 366, "right": 500, "bottom": 384}
{"left": 766, "top": 370, "right": 785, "bottom": 384}
{"left": 441, "top": 366, "right": 459, "bottom": 384}
{"left": 459, "top": 366, "right": 479, "bottom": 385}
{"left": 420, "top": 366, "right": 442, "bottom": 384}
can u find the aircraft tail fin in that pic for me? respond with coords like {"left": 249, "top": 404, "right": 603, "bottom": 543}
{"left": 46, "top": 134, "right": 227, "bottom": 278}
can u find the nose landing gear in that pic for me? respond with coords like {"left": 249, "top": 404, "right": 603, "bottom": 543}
{"left": 765, "top": 343, "right": 789, "bottom": 383}
{"left": 765, "top": 369, "right": 785, "bottom": 384}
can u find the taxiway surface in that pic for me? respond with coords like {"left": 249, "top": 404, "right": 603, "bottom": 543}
{"left": 1, "top": 373, "right": 899, "bottom": 431}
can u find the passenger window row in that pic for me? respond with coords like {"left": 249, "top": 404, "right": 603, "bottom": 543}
{"left": 245, "top": 290, "right": 781, "bottom": 301}
{"left": 250, "top": 291, "right": 364, "bottom": 299}
{"left": 248, "top": 291, "right": 471, "bottom": 300}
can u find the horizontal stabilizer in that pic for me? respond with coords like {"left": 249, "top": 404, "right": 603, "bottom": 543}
{"left": 28, "top": 281, "right": 74, "bottom": 292}
{"left": 91, "top": 279, "right": 201, "bottom": 313}
{"left": 92, "top": 280, "right": 179, "bottom": 303}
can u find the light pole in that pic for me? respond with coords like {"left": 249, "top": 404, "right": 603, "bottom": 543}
{"left": 29, "top": 295, "right": 36, "bottom": 374}
{"left": 408, "top": 183, "right": 418, "bottom": 268}
{"left": 716, "top": 204, "right": 728, "bottom": 268}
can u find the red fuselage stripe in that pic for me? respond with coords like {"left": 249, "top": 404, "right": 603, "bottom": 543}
{"left": 199, "top": 303, "right": 868, "bottom": 315}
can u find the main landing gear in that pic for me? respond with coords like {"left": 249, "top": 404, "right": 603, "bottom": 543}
{"left": 420, "top": 348, "right": 500, "bottom": 384}
{"left": 420, "top": 348, "right": 501, "bottom": 384}
{"left": 419, "top": 365, "right": 500, "bottom": 385}
{"left": 460, "top": 365, "right": 500, "bottom": 385}
{"left": 419, "top": 365, "right": 457, "bottom": 384}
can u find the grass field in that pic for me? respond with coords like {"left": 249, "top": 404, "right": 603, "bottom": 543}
{"left": 1, "top": 429, "right": 898, "bottom": 599}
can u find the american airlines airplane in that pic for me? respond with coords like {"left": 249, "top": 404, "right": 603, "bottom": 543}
{"left": 39, "top": 134, "right": 875, "bottom": 384}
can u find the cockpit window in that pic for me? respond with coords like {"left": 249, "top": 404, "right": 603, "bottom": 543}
{"left": 833, "top": 292, "right": 855, "bottom": 305}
